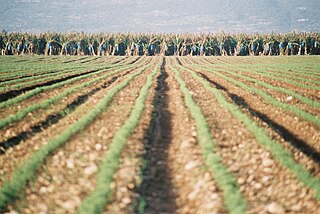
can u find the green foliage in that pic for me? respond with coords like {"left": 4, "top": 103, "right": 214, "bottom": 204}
{"left": 1, "top": 31, "right": 319, "bottom": 56}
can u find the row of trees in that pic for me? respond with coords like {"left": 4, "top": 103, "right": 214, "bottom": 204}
{"left": 0, "top": 31, "right": 319, "bottom": 56}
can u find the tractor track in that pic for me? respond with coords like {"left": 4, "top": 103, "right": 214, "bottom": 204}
{"left": 134, "top": 58, "right": 177, "bottom": 213}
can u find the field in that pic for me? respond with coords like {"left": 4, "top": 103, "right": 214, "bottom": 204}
{"left": 0, "top": 55, "right": 319, "bottom": 213}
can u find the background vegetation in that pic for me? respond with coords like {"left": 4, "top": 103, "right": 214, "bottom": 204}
{"left": 0, "top": 31, "right": 319, "bottom": 56}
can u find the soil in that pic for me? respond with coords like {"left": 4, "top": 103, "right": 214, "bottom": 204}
{"left": 1, "top": 56, "right": 320, "bottom": 213}
{"left": 171, "top": 57, "right": 320, "bottom": 213}
{"left": 183, "top": 57, "right": 320, "bottom": 175}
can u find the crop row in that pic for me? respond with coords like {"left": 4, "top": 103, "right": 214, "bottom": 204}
{"left": 0, "top": 65, "right": 107, "bottom": 91}
{"left": 0, "top": 58, "right": 148, "bottom": 130}
{"left": 0, "top": 57, "right": 144, "bottom": 109}
{"left": 168, "top": 59, "right": 247, "bottom": 214}
{"left": 78, "top": 58, "right": 161, "bottom": 213}
{"left": 185, "top": 62, "right": 319, "bottom": 126}
{"left": 201, "top": 57, "right": 320, "bottom": 79}
{"left": 0, "top": 56, "right": 134, "bottom": 91}
{"left": 0, "top": 56, "right": 114, "bottom": 80}
{"left": 0, "top": 58, "right": 156, "bottom": 211}
{"left": 0, "top": 57, "right": 89, "bottom": 73}
{"left": 0, "top": 56, "right": 319, "bottom": 213}
{"left": 170, "top": 59, "right": 320, "bottom": 203}
{"left": 168, "top": 57, "right": 320, "bottom": 213}
{"left": 0, "top": 61, "right": 98, "bottom": 84}
{"left": 0, "top": 65, "right": 149, "bottom": 155}
{"left": 202, "top": 59, "right": 320, "bottom": 88}
{"left": 0, "top": 57, "right": 131, "bottom": 91}
{"left": 195, "top": 60, "right": 320, "bottom": 108}
{"left": 0, "top": 57, "right": 74, "bottom": 75}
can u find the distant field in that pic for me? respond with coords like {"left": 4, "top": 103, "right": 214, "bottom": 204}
{"left": 0, "top": 56, "right": 319, "bottom": 213}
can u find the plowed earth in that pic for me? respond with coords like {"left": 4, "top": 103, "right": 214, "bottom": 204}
{"left": 0, "top": 55, "right": 319, "bottom": 213}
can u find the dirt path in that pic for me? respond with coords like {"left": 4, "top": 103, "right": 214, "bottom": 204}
{"left": 137, "top": 59, "right": 177, "bottom": 213}
{"left": 132, "top": 58, "right": 225, "bottom": 213}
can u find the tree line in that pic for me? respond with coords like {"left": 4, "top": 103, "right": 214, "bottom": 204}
{"left": 0, "top": 31, "right": 319, "bottom": 56}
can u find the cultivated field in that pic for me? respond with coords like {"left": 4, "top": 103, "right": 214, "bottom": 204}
{"left": 0, "top": 55, "right": 319, "bottom": 213}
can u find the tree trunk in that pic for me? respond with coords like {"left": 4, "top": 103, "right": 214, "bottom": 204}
{"left": 4, "top": 42, "right": 9, "bottom": 55}
{"left": 98, "top": 44, "right": 102, "bottom": 56}
{"left": 60, "top": 45, "right": 65, "bottom": 55}
{"left": 112, "top": 45, "right": 116, "bottom": 56}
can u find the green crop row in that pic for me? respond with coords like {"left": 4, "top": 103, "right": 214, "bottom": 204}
{"left": 198, "top": 57, "right": 320, "bottom": 86}
{"left": 196, "top": 62, "right": 320, "bottom": 108}
{"left": 168, "top": 58, "right": 247, "bottom": 214}
{"left": 77, "top": 56, "right": 105, "bottom": 64}
{"left": 205, "top": 60, "right": 320, "bottom": 88}
{"left": 0, "top": 58, "right": 72, "bottom": 74}
{"left": 0, "top": 56, "right": 132, "bottom": 88}
{"left": 227, "top": 65, "right": 318, "bottom": 87}
{"left": 257, "top": 61, "right": 320, "bottom": 77}
{"left": 0, "top": 59, "right": 147, "bottom": 129}
{"left": 174, "top": 60, "right": 320, "bottom": 201}
{"left": 0, "top": 57, "right": 146, "bottom": 109}
{"left": 0, "top": 56, "right": 119, "bottom": 80}
{"left": 78, "top": 58, "right": 160, "bottom": 214}
{"left": 0, "top": 59, "right": 153, "bottom": 212}
{"left": 1, "top": 57, "right": 80, "bottom": 70}
{"left": 0, "top": 63, "right": 116, "bottom": 91}
{"left": 0, "top": 59, "right": 98, "bottom": 80}
{"left": 190, "top": 64, "right": 320, "bottom": 126}
{"left": 0, "top": 64, "right": 101, "bottom": 88}
{"left": 179, "top": 57, "right": 194, "bottom": 65}
{"left": 203, "top": 57, "right": 320, "bottom": 78}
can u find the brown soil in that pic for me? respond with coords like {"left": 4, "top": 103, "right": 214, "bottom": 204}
{"left": 0, "top": 58, "right": 149, "bottom": 187}
{"left": 0, "top": 57, "right": 145, "bottom": 120}
{"left": 197, "top": 58, "right": 320, "bottom": 117}
{"left": 171, "top": 57, "right": 320, "bottom": 213}
{"left": 181, "top": 57, "right": 320, "bottom": 175}
{"left": 17, "top": 58, "right": 155, "bottom": 213}
{"left": 0, "top": 57, "right": 135, "bottom": 103}
{"left": 1, "top": 56, "right": 320, "bottom": 213}
{"left": 186, "top": 56, "right": 320, "bottom": 142}
{"left": 210, "top": 63, "right": 320, "bottom": 98}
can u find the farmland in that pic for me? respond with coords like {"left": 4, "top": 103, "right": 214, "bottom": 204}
{"left": 0, "top": 55, "right": 320, "bottom": 213}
